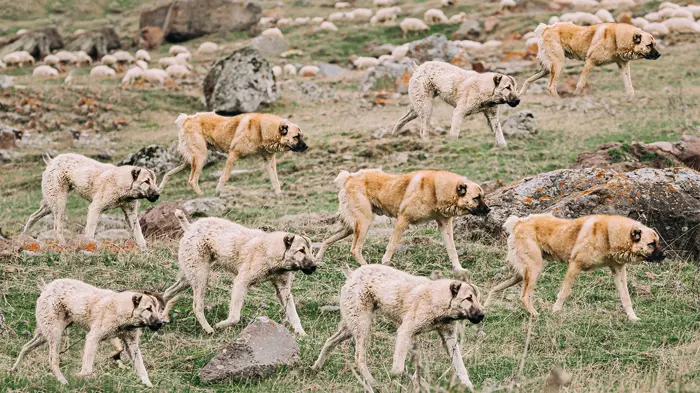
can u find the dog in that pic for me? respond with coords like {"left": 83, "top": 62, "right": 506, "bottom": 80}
{"left": 162, "top": 210, "right": 317, "bottom": 335}
{"left": 312, "top": 264, "right": 484, "bottom": 390}
{"left": 315, "top": 169, "right": 490, "bottom": 274}
{"left": 11, "top": 279, "right": 165, "bottom": 387}
{"left": 519, "top": 22, "right": 660, "bottom": 98}
{"left": 484, "top": 214, "right": 665, "bottom": 322}
{"left": 158, "top": 112, "right": 308, "bottom": 196}
{"left": 22, "top": 153, "right": 159, "bottom": 250}
{"left": 391, "top": 61, "right": 520, "bottom": 147}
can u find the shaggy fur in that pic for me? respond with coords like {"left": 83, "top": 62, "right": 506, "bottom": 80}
{"left": 485, "top": 214, "right": 664, "bottom": 322}
{"left": 392, "top": 61, "right": 520, "bottom": 147}
{"left": 312, "top": 264, "right": 484, "bottom": 390}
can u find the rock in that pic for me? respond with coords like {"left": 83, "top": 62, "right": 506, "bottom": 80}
{"left": 140, "top": 0, "right": 262, "bottom": 42}
{"left": 484, "top": 16, "right": 499, "bottom": 33}
{"left": 0, "top": 149, "right": 23, "bottom": 163}
{"left": 451, "top": 19, "right": 481, "bottom": 40}
{"left": 66, "top": 27, "right": 121, "bottom": 59}
{"left": 500, "top": 110, "right": 538, "bottom": 139}
{"left": 371, "top": 43, "right": 396, "bottom": 57}
{"left": 140, "top": 26, "right": 165, "bottom": 49}
{"left": 203, "top": 46, "right": 278, "bottom": 115}
{"left": 406, "top": 34, "right": 461, "bottom": 64}
{"left": 0, "top": 124, "right": 20, "bottom": 149}
{"left": 572, "top": 138, "right": 700, "bottom": 172}
{"left": 0, "top": 75, "right": 13, "bottom": 89}
{"left": 199, "top": 316, "right": 300, "bottom": 383}
{"left": 297, "top": 82, "right": 337, "bottom": 103}
{"left": 360, "top": 57, "right": 414, "bottom": 93}
{"left": 183, "top": 197, "right": 228, "bottom": 217}
{"left": 320, "top": 305, "right": 340, "bottom": 313}
{"left": 95, "top": 229, "right": 131, "bottom": 242}
{"left": 251, "top": 35, "right": 290, "bottom": 58}
{"left": 139, "top": 202, "right": 188, "bottom": 239}
{"left": 118, "top": 144, "right": 181, "bottom": 175}
{"left": 456, "top": 167, "right": 700, "bottom": 259}
{"left": 317, "top": 63, "right": 349, "bottom": 77}
{"left": 0, "top": 27, "right": 63, "bottom": 59}
{"left": 37, "top": 230, "right": 61, "bottom": 243}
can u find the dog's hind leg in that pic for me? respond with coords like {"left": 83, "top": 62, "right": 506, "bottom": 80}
{"left": 573, "top": 59, "right": 596, "bottom": 96}
{"left": 551, "top": 263, "right": 581, "bottom": 314}
{"left": 381, "top": 216, "right": 409, "bottom": 265}
{"left": 391, "top": 108, "right": 418, "bottom": 136}
{"left": 11, "top": 332, "right": 47, "bottom": 372}
{"left": 351, "top": 312, "right": 377, "bottom": 386}
{"left": 215, "top": 274, "right": 252, "bottom": 330}
{"left": 438, "top": 324, "right": 474, "bottom": 391}
{"left": 484, "top": 107, "right": 507, "bottom": 148}
{"left": 163, "top": 275, "right": 191, "bottom": 323}
{"left": 519, "top": 68, "right": 548, "bottom": 96}
{"left": 23, "top": 201, "right": 52, "bottom": 235}
{"left": 216, "top": 152, "right": 241, "bottom": 195}
{"left": 416, "top": 99, "right": 434, "bottom": 140}
{"left": 46, "top": 325, "right": 68, "bottom": 384}
{"left": 484, "top": 274, "right": 523, "bottom": 308}
{"left": 312, "top": 323, "right": 352, "bottom": 371}
{"left": 316, "top": 225, "right": 353, "bottom": 261}
{"left": 159, "top": 162, "right": 188, "bottom": 192}
{"left": 49, "top": 190, "right": 69, "bottom": 244}
{"left": 272, "top": 273, "right": 305, "bottom": 336}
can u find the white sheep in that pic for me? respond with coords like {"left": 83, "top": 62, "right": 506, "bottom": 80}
{"left": 112, "top": 50, "right": 135, "bottom": 63}
{"left": 351, "top": 8, "right": 374, "bottom": 21}
{"left": 33, "top": 65, "right": 59, "bottom": 78}
{"left": 144, "top": 68, "right": 169, "bottom": 84}
{"left": 643, "top": 22, "right": 670, "bottom": 36}
{"left": 344, "top": 12, "right": 356, "bottom": 21}
{"left": 101, "top": 54, "right": 117, "bottom": 66}
{"left": 176, "top": 52, "right": 192, "bottom": 62}
{"left": 277, "top": 18, "right": 293, "bottom": 28}
{"left": 310, "top": 17, "right": 325, "bottom": 25}
{"left": 657, "top": 7, "right": 677, "bottom": 20}
{"left": 18, "top": 51, "right": 35, "bottom": 66}
{"left": 449, "top": 12, "right": 468, "bottom": 23}
{"left": 372, "top": 6, "right": 401, "bottom": 25}
{"left": 353, "top": 56, "right": 379, "bottom": 69}
{"left": 136, "top": 60, "right": 149, "bottom": 70}
{"left": 74, "top": 51, "right": 92, "bottom": 66}
{"left": 121, "top": 67, "right": 144, "bottom": 84}
{"left": 391, "top": 43, "right": 410, "bottom": 59}
{"left": 560, "top": 12, "right": 603, "bottom": 25}
{"left": 135, "top": 49, "right": 151, "bottom": 62}
{"left": 283, "top": 64, "right": 297, "bottom": 78}
{"left": 16, "top": 29, "right": 28, "bottom": 35}
{"left": 295, "top": 17, "right": 310, "bottom": 25}
{"left": 262, "top": 27, "right": 284, "bottom": 38}
{"left": 687, "top": 5, "right": 700, "bottom": 19}
{"left": 299, "top": 65, "right": 320, "bottom": 77}
{"left": 374, "top": 0, "right": 397, "bottom": 6}
{"left": 548, "top": 15, "right": 561, "bottom": 24}
{"left": 335, "top": 1, "right": 351, "bottom": 8}
{"left": 500, "top": 0, "right": 517, "bottom": 11}
{"left": 424, "top": 9, "right": 448, "bottom": 24}
{"left": 44, "top": 55, "right": 60, "bottom": 66}
{"left": 3, "top": 53, "right": 22, "bottom": 67}
{"left": 644, "top": 12, "right": 662, "bottom": 22}
{"left": 631, "top": 17, "right": 649, "bottom": 29}
{"left": 454, "top": 40, "right": 483, "bottom": 51}
{"left": 595, "top": 9, "right": 615, "bottom": 23}
{"left": 572, "top": 0, "right": 599, "bottom": 11}
{"left": 158, "top": 56, "right": 178, "bottom": 68}
{"left": 90, "top": 65, "right": 116, "bottom": 78}
{"left": 168, "top": 45, "right": 189, "bottom": 55}
{"left": 272, "top": 65, "right": 283, "bottom": 78}
{"left": 670, "top": 8, "right": 694, "bottom": 20}
{"left": 600, "top": 0, "right": 634, "bottom": 9}
{"left": 658, "top": 1, "right": 680, "bottom": 10}
{"left": 663, "top": 17, "right": 700, "bottom": 33}
{"left": 197, "top": 42, "right": 219, "bottom": 54}
{"left": 320, "top": 21, "right": 339, "bottom": 31}
{"left": 378, "top": 54, "right": 394, "bottom": 62}
{"left": 400, "top": 18, "right": 430, "bottom": 37}
{"left": 441, "top": 0, "right": 455, "bottom": 7}
{"left": 166, "top": 64, "right": 191, "bottom": 78}
{"left": 329, "top": 12, "right": 345, "bottom": 22}
{"left": 54, "top": 51, "right": 77, "bottom": 64}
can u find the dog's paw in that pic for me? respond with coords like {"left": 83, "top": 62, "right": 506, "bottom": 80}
{"left": 75, "top": 371, "right": 93, "bottom": 379}
{"left": 58, "top": 376, "right": 69, "bottom": 385}
{"left": 295, "top": 330, "right": 308, "bottom": 338}
{"left": 628, "top": 315, "right": 640, "bottom": 323}
{"left": 390, "top": 367, "right": 404, "bottom": 377}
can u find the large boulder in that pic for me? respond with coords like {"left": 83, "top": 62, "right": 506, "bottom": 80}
{"left": 199, "top": 316, "right": 300, "bottom": 383}
{"left": 501, "top": 110, "right": 538, "bottom": 139}
{"left": 574, "top": 137, "right": 700, "bottom": 172}
{"left": 118, "top": 144, "right": 181, "bottom": 175}
{"left": 406, "top": 34, "right": 462, "bottom": 65}
{"left": 457, "top": 167, "right": 700, "bottom": 259}
{"left": 183, "top": 197, "right": 228, "bottom": 217}
{"left": 0, "top": 123, "right": 21, "bottom": 149}
{"left": 0, "top": 27, "right": 63, "bottom": 59}
{"left": 0, "top": 76, "right": 13, "bottom": 89}
{"left": 203, "top": 46, "right": 278, "bottom": 115}
{"left": 361, "top": 57, "right": 414, "bottom": 93}
{"left": 139, "top": 202, "right": 188, "bottom": 239}
{"left": 251, "top": 35, "right": 289, "bottom": 58}
{"left": 65, "top": 27, "right": 120, "bottom": 59}
{"left": 140, "top": 0, "right": 262, "bottom": 43}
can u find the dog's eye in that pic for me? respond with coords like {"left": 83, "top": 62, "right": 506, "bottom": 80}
{"left": 505, "top": 86, "right": 511, "bottom": 90}
{"left": 466, "top": 295, "right": 473, "bottom": 302}
{"left": 474, "top": 195, "right": 481, "bottom": 202}
{"left": 144, "top": 179, "right": 150, "bottom": 184}
{"left": 298, "top": 249, "right": 305, "bottom": 254}
{"left": 146, "top": 306, "right": 152, "bottom": 312}
{"left": 647, "top": 44, "right": 653, "bottom": 49}
{"left": 648, "top": 241, "right": 656, "bottom": 247}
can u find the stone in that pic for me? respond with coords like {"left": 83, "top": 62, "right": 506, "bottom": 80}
{"left": 95, "top": 229, "right": 131, "bottom": 242}
{"left": 139, "top": 202, "right": 188, "bottom": 239}
{"left": 140, "top": 26, "right": 164, "bottom": 49}
{"left": 573, "top": 138, "right": 700, "bottom": 172}
{"left": 406, "top": 34, "right": 461, "bottom": 64}
{"left": 0, "top": 27, "right": 63, "bottom": 59}
{"left": 456, "top": 167, "right": 700, "bottom": 259}
{"left": 203, "top": 46, "right": 278, "bottom": 115}
{"left": 199, "top": 316, "right": 300, "bottom": 383}
{"left": 317, "top": 63, "right": 349, "bottom": 77}
{"left": 371, "top": 43, "right": 396, "bottom": 57}
{"left": 500, "top": 110, "right": 538, "bottom": 138}
{"left": 360, "top": 57, "right": 414, "bottom": 93}
{"left": 118, "top": 144, "right": 181, "bottom": 175}
{"left": 251, "top": 35, "right": 289, "bottom": 58}
{"left": 451, "top": 19, "right": 481, "bottom": 41}
{"left": 65, "top": 27, "right": 120, "bottom": 59}
{"left": 140, "top": 0, "right": 262, "bottom": 42}
{"left": 183, "top": 197, "right": 228, "bottom": 217}
{"left": 0, "top": 75, "right": 14, "bottom": 89}
{"left": 0, "top": 123, "right": 20, "bottom": 149}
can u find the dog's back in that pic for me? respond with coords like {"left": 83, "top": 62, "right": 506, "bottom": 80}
{"left": 37, "top": 279, "right": 114, "bottom": 328}
{"left": 180, "top": 217, "right": 266, "bottom": 267}
{"left": 43, "top": 154, "right": 114, "bottom": 197}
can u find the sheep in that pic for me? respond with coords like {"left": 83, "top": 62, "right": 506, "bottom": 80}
{"left": 600, "top": 0, "right": 634, "bottom": 9}
{"left": 378, "top": 54, "right": 394, "bottom": 62}
{"left": 595, "top": 9, "right": 615, "bottom": 23}
{"left": 548, "top": 15, "right": 561, "bottom": 24}
{"left": 644, "top": 12, "right": 662, "bottom": 22}
{"left": 631, "top": 17, "right": 649, "bottom": 28}
{"left": 277, "top": 18, "right": 293, "bottom": 28}
{"left": 400, "top": 18, "right": 430, "bottom": 38}
{"left": 283, "top": 64, "right": 297, "bottom": 78}
{"left": 33, "top": 65, "right": 59, "bottom": 78}
{"left": 121, "top": 67, "right": 144, "bottom": 84}
{"left": 54, "top": 51, "right": 77, "bottom": 64}
{"left": 449, "top": 12, "right": 468, "bottom": 23}
{"left": 272, "top": 65, "right": 283, "bottom": 78}
{"left": 374, "top": 0, "right": 397, "bottom": 6}
{"left": 310, "top": 17, "right": 325, "bottom": 25}
{"left": 135, "top": 49, "right": 151, "bottom": 62}
{"left": 560, "top": 12, "right": 603, "bottom": 25}
{"left": 101, "top": 54, "right": 117, "bottom": 66}
{"left": 500, "top": 0, "right": 517, "bottom": 11}
{"left": 168, "top": 45, "right": 189, "bottom": 55}
{"left": 351, "top": 8, "right": 374, "bottom": 21}
{"left": 344, "top": 12, "right": 355, "bottom": 21}
{"left": 391, "top": 43, "right": 410, "bottom": 59}
{"left": 663, "top": 17, "right": 700, "bottom": 33}
{"left": 74, "top": 51, "right": 92, "bottom": 66}
{"left": 687, "top": 5, "right": 700, "bottom": 19}
{"left": 353, "top": 56, "right": 379, "bottom": 69}
{"left": 554, "top": 0, "right": 573, "bottom": 5}
{"left": 144, "top": 68, "right": 169, "bottom": 84}
{"left": 454, "top": 40, "right": 482, "bottom": 51}
{"left": 3, "top": 53, "right": 22, "bottom": 67}
{"left": 572, "top": 0, "right": 599, "bottom": 11}
{"left": 372, "top": 6, "right": 401, "bottom": 25}
{"left": 158, "top": 56, "right": 179, "bottom": 68}
{"left": 299, "top": 65, "right": 320, "bottom": 77}
{"left": 166, "top": 64, "right": 191, "bottom": 78}
{"left": 112, "top": 50, "right": 135, "bottom": 63}
{"left": 136, "top": 60, "right": 149, "bottom": 70}
{"left": 16, "top": 29, "right": 28, "bottom": 35}
{"left": 329, "top": 12, "right": 345, "bottom": 22}
{"left": 657, "top": 7, "right": 677, "bottom": 20}
{"left": 424, "top": 8, "right": 448, "bottom": 24}
{"left": 258, "top": 16, "right": 274, "bottom": 28}
{"left": 320, "top": 21, "right": 339, "bottom": 31}
{"left": 441, "top": 0, "right": 455, "bottom": 7}
{"left": 658, "top": 1, "right": 679, "bottom": 10}
{"left": 295, "top": 17, "right": 310, "bottom": 25}
{"left": 176, "top": 52, "right": 192, "bottom": 62}
{"left": 335, "top": 1, "right": 350, "bottom": 8}
{"left": 262, "top": 27, "right": 284, "bottom": 38}
{"left": 522, "top": 31, "right": 536, "bottom": 40}
{"left": 670, "top": 8, "right": 694, "bottom": 20}
{"left": 44, "top": 55, "right": 60, "bottom": 66}
{"left": 90, "top": 65, "right": 117, "bottom": 78}
{"left": 643, "top": 22, "right": 670, "bottom": 36}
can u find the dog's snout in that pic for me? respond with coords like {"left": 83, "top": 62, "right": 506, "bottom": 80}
{"left": 647, "top": 248, "right": 665, "bottom": 262}
{"left": 508, "top": 98, "right": 520, "bottom": 107}
{"left": 473, "top": 203, "right": 490, "bottom": 216}
{"left": 149, "top": 321, "right": 164, "bottom": 331}
{"left": 468, "top": 312, "right": 484, "bottom": 324}
{"left": 147, "top": 193, "right": 160, "bottom": 202}
{"left": 302, "top": 265, "right": 317, "bottom": 275}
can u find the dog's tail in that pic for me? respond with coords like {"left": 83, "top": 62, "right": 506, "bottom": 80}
{"left": 534, "top": 23, "right": 547, "bottom": 38}
{"left": 174, "top": 113, "right": 189, "bottom": 129}
{"left": 173, "top": 209, "right": 190, "bottom": 231}
{"left": 503, "top": 215, "right": 523, "bottom": 235}
{"left": 41, "top": 152, "right": 52, "bottom": 166}
{"left": 533, "top": 23, "right": 550, "bottom": 68}
{"left": 334, "top": 170, "right": 351, "bottom": 189}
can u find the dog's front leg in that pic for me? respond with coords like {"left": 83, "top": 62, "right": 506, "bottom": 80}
{"left": 574, "top": 59, "right": 596, "bottom": 96}
{"left": 215, "top": 275, "right": 252, "bottom": 330}
{"left": 273, "top": 273, "right": 306, "bottom": 336}
{"left": 610, "top": 264, "right": 639, "bottom": 323}
{"left": 76, "top": 330, "right": 103, "bottom": 378}
{"left": 84, "top": 201, "right": 105, "bottom": 241}
{"left": 216, "top": 151, "right": 240, "bottom": 195}
{"left": 381, "top": 216, "right": 409, "bottom": 265}
{"left": 391, "top": 323, "right": 416, "bottom": 377}
{"left": 618, "top": 61, "right": 634, "bottom": 98}
{"left": 263, "top": 154, "right": 282, "bottom": 196}
{"left": 122, "top": 202, "right": 147, "bottom": 250}
{"left": 123, "top": 331, "right": 153, "bottom": 387}
{"left": 449, "top": 99, "right": 481, "bottom": 140}
{"left": 552, "top": 263, "right": 582, "bottom": 314}
{"left": 484, "top": 107, "right": 507, "bottom": 148}
{"left": 438, "top": 325, "right": 474, "bottom": 391}
{"left": 437, "top": 217, "right": 466, "bottom": 274}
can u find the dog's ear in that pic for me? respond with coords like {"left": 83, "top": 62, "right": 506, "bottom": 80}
{"left": 631, "top": 228, "right": 642, "bottom": 243}
{"left": 469, "top": 283, "right": 481, "bottom": 301}
{"left": 132, "top": 293, "right": 143, "bottom": 308}
{"left": 284, "top": 234, "right": 295, "bottom": 249}
{"left": 493, "top": 74, "right": 502, "bottom": 88}
{"left": 456, "top": 183, "right": 467, "bottom": 197}
{"left": 633, "top": 32, "right": 642, "bottom": 45}
{"left": 131, "top": 168, "right": 141, "bottom": 182}
{"left": 280, "top": 123, "right": 289, "bottom": 136}
{"left": 450, "top": 281, "right": 462, "bottom": 298}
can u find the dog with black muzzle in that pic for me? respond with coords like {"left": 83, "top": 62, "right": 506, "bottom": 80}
{"left": 22, "top": 153, "right": 159, "bottom": 250}
{"left": 485, "top": 214, "right": 665, "bottom": 323}
{"left": 162, "top": 210, "right": 317, "bottom": 335}
{"left": 312, "top": 264, "right": 484, "bottom": 391}
{"left": 11, "top": 279, "right": 165, "bottom": 387}
{"left": 391, "top": 60, "right": 520, "bottom": 147}
{"left": 159, "top": 112, "right": 308, "bottom": 196}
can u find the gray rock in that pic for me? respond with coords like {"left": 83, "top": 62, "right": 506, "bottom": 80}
{"left": 0, "top": 27, "right": 63, "bottom": 59}
{"left": 203, "top": 46, "right": 278, "bottom": 115}
{"left": 317, "top": 62, "right": 349, "bottom": 77}
{"left": 199, "top": 316, "right": 300, "bottom": 383}
{"left": 0, "top": 124, "right": 20, "bottom": 149}
{"left": 451, "top": 19, "right": 481, "bottom": 40}
{"left": 95, "top": 229, "right": 131, "bottom": 241}
{"left": 139, "top": 202, "right": 187, "bottom": 239}
{"left": 361, "top": 57, "right": 414, "bottom": 93}
{"left": 456, "top": 167, "right": 700, "bottom": 259}
{"left": 0, "top": 75, "right": 13, "bottom": 89}
{"left": 501, "top": 110, "right": 538, "bottom": 138}
{"left": 37, "top": 230, "right": 61, "bottom": 243}
{"left": 65, "top": 27, "right": 120, "bottom": 59}
{"left": 371, "top": 43, "right": 396, "bottom": 57}
{"left": 298, "top": 82, "right": 336, "bottom": 103}
{"left": 406, "top": 34, "right": 461, "bottom": 64}
{"left": 183, "top": 197, "right": 228, "bottom": 217}
{"left": 118, "top": 144, "right": 181, "bottom": 175}
{"left": 251, "top": 35, "right": 290, "bottom": 58}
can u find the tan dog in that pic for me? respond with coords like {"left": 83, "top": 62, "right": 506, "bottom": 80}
{"left": 11, "top": 279, "right": 165, "bottom": 387}
{"left": 162, "top": 210, "right": 317, "bottom": 335}
{"left": 158, "top": 112, "right": 308, "bottom": 196}
{"left": 312, "top": 264, "right": 484, "bottom": 390}
{"left": 392, "top": 61, "right": 520, "bottom": 147}
{"left": 520, "top": 22, "right": 661, "bottom": 98}
{"left": 485, "top": 214, "right": 665, "bottom": 322}
{"left": 22, "top": 153, "right": 159, "bottom": 250}
{"left": 315, "top": 169, "right": 489, "bottom": 274}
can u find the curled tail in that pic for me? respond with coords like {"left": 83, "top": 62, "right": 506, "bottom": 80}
{"left": 173, "top": 209, "right": 190, "bottom": 231}
{"left": 41, "top": 152, "right": 52, "bottom": 166}
{"left": 174, "top": 113, "right": 189, "bottom": 128}
{"left": 503, "top": 215, "right": 522, "bottom": 235}
{"left": 534, "top": 23, "right": 547, "bottom": 39}
{"left": 334, "top": 170, "right": 351, "bottom": 189}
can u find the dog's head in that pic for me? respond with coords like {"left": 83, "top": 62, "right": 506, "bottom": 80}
{"left": 128, "top": 167, "right": 160, "bottom": 202}
{"left": 279, "top": 120, "right": 308, "bottom": 153}
{"left": 446, "top": 281, "right": 484, "bottom": 324}
{"left": 491, "top": 74, "right": 520, "bottom": 107}
{"left": 130, "top": 292, "right": 166, "bottom": 331}
{"left": 631, "top": 226, "right": 664, "bottom": 262}
{"left": 632, "top": 30, "right": 660, "bottom": 60}
{"left": 455, "top": 180, "right": 490, "bottom": 216}
{"left": 282, "top": 234, "right": 317, "bottom": 275}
